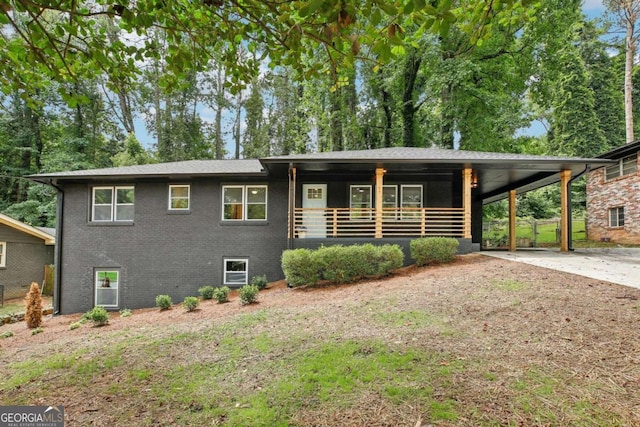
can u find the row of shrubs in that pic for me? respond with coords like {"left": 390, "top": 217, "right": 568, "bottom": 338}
{"left": 281, "top": 237, "right": 459, "bottom": 287}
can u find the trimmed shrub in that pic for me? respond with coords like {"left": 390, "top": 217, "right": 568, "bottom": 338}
{"left": 282, "top": 244, "right": 404, "bottom": 287}
{"left": 410, "top": 237, "right": 459, "bottom": 266}
{"left": 198, "top": 286, "right": 215, "bottom": 300}
{"left": 250, "top": 275, "right": 268, "bottom": 290}
{"left": 183, "top": 296, "right": 200, "bottom": 312}
{"left": 281, "top": 248, "right": 320, "bottom": 287}
{"left": 85, "top": 306, "right": 109, "bottom": 326}
{"left": 212, "top": 286, "right": 230, "bottom": 303}
{"left": 239, "top": 284, "right": 259, "bottom": 305}
{"left": 155, "top": 294, "right": 173, "bottom": 310}
{"left": 24, "top": 282, "right": 43, "bottom": 329}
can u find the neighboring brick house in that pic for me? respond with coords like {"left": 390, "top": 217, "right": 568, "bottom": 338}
{"left": 0, "top": 213, "right": 55, "bottom": 300}
{"left": 30, "top": 147, "right": 606, "bottom": 314}
{"left": 586, "top": 141, "right": 640, "bottom": 244}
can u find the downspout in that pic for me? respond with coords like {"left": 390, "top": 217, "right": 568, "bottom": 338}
{"left": 48, "top": 180, "right": 64, "bottom": 315}
{"left": 567, "top": 165, "right": 590, "bottom": 252}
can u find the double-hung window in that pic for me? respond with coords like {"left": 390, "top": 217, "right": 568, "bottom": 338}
{"left": 606, "top": 154, "right": 638, "bottom": 180}
{"left": 0, "top": 242, "right": 6, "bottom": 267}
{"left": 92, "top": 186, "right": 135, "bottom": 222}
{"left": 224, "top": 259, "right": 248, "bottom": 285}
{"left": 401, "top": 185, "right": 423, "bottom": 219}
{"left": 222, "top": 185, "right": 267, "bottom": 220}
{"left": 609, "top": 207, "right": 625, "bottom": 227}
{"left": 169, "top": 185, "right": 190, "bottom": 210}
{"left": 350, "top": 185, "right": 372, "bottom": 219}
{"left": 95, "top": 270, "right": 119, "bottom": 308}
{"left": 382, "top": 185, "right": 398, "bottom": 219}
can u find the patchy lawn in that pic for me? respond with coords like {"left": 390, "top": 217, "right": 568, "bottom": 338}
{"left": 0, "top": 254, "right": 639, "bottom": 426}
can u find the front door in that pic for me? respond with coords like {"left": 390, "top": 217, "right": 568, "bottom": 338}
{"left": 302, "top": 184, "right": 327, "bottom": 238}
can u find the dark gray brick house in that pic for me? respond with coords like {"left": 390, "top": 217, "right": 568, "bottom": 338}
{"left": 31, "top": 147, "right": 605, "bottom": 314}
{"left": 0, "top": 213, "right": 55, "bottom": 300}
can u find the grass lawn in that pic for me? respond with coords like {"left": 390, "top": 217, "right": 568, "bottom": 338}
{"left": 0, "top": 255, "right": 638, "bottom": 426}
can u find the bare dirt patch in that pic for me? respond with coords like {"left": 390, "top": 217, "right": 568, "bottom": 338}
{"left": 1, "top": 254, "right": 639, "bottom": 426}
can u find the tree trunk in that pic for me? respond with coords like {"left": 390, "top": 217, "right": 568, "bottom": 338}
{"left": 402, "top": 48, "right": 422, "bottom": 147}
{"left": 330, "top": 89, "right": 343, "bottom": 151}
{"left": 625, "top": 14, "right": 636, "bottom": 143}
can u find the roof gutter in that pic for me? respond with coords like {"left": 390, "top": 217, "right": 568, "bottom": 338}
{"left": 567, "top": 165, "right": 590, "bottom": 252}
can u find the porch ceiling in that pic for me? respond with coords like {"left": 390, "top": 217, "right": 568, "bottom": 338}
{"left": 260, "top": 147, "right": 613, "bottom": 205}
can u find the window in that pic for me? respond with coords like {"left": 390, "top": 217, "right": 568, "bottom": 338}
{"left": 0, "top": 242, "right": 5, "bottom": 267}
{"left": 92, "top": 186, "right": 135, "bottom": 222}
{"left": 350, "top": 185, "right": 372, "bottom": 219}
{"left": 223, "top": 185, "right": 267, "bottom": 220}
{"left": 169, "top": 185, "right": 190, "bottom": 210}
{"left": 606, "top": 154, "right": 638, "bottom": 180}
{"left": 95, "top": 270, "right": 119, "bottom": 308}
{"left": 382, "top": 185, "right": 397, "bottom": 219}
{"left": 307, "top": 187, "right": 323, "bottom": 200}
{"left": 401, "top": 185, "right": 423, "bottom": 219}
{"left": 224, "top": 259, "right": 248, "bottom": 285}
{"left": 609, "top": 207, "right": 625, "bottom": 227}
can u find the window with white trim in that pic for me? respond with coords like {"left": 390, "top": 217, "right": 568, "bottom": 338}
{"left": 0, "top": 242, "right": 6, "bottom": 267}
{"left": 92, "top": 186, "right": 135, "bottom": 222}
{"left": 606, "top": 154, "right": 638, "bottom": 180}
{"left": 169, "top": 185, "right": 190, "bottom": 210}
{"left": 609, "top": 207, "right": 625, "bottom": 227}
{"left": 222, "top": 185, "right": 267, "bottom": 220}
{"left": 224, "top": 259, "right": 248, "bottom": 285}
{"left": 401, "top": 185, "right": 423, "bottom": 219}
{"left": 382, "top": 185, "right": 397, "bottom": 219}
{"left": 350, "top": 185, "right": 372, "bottom": 219}
{"left": 95, "top": 270, "right": 119, "bottom": 308}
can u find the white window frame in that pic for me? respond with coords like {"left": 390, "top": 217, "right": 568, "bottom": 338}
{"left": 382, "top": 185, "right": 398, "bottom": 219}
{"left": 400, "top": 185, "right": 423, "bottom": 219}
{"left": 92, "top": 186, "right": 135, "bottom": 222}
{"left": 224, "top": 258, "right": 249, "bottom": 286}
{"left": 609, "top": 207, "right": 625, "bottom": 228}
{"left": 95, "top": 270, "right": 119, "bottom": 308}
{"left": 0, "top": 242, "right": 6, "bottom": 267}
{"left": 606, "top": 154, "right": 638, "bottom": 181}
{"left": 350, "top": 185, "right": 372, "bottom": 220}
{"left": 169, "top": 184, "right": 190, "bottom": 211}
{"left": 222, "top": 185, "right": 268, "bottom": 221}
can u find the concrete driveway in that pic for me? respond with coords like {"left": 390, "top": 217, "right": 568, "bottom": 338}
{"left": 483, "top": 248, "right": 640, "bottom": 290}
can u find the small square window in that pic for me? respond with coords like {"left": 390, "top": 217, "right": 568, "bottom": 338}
{"left": 224, "top": 259, "right": 248, "bottom": 285}
{"left": 609, "top": 207, "right": 625, "bottom": 227}
{"left": 169, "top": 185, "right": 190, "bottom": 210}
{"left": 307, "top": 188, "right": 323, "bottom": 200}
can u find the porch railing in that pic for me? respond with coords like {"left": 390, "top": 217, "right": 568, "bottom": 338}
{"left": 293, "top": 207, "right": 465, "bottom": 238}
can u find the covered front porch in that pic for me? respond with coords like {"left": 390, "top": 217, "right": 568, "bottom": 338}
{"left": 260, "top": 147, "right": 611, "bottom": 253}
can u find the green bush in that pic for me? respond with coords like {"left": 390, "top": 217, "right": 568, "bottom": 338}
{"left": 85, "top": 306, "right": 109, "bottom": 326}
{"left": 239, "top": 284, "right": 259, "bottom": 305}
{"left": 155, "top": 294, "right": 173, "bottom": 310}
{"left": 69, "top": 322, "right": 82, "bottom": 330}
{"left": 250, "top": 275, "right": 268, "bottom": 290}
{"left": 282, "top": 244, "right": 404, "bottom": 287}
{"left": 198, "top": 285, "right": 215, "bottom": 300}
{"left": 0, "top": 330, "right": 14, "bottom": 339}
{"left": 281, "top": 248, "right": 319, "bottom": 287}
{"left": 213, "top": 286, "right": 230, "bottom": 303}
{"left": 410, "top": 237, "right": 459, "bottom": 266}
{"left": 183, "top": 296, "right": 200, "bottom": 312}
{"left": 119, "top": 308, "right": 132, "bottom": 317}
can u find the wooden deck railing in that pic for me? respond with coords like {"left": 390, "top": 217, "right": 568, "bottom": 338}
{"left": 293, "top": 207, "right": 465, "bottom": 238}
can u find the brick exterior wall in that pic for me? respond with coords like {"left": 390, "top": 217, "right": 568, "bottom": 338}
{"left": 586, "top": 155, "right": 640, "bottom": 244}
{"left": 0, "top": 224, "right": 54, "bottom": 300}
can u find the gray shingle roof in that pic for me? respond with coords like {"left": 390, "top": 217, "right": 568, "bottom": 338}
{"left": 30, "top": 159, "right": 265, "bottom": 180}
{"left": 262, "top": 147, "right": 597, "bottom": 163}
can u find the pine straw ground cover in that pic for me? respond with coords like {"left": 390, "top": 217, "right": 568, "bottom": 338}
{"left": 0, "top": 254, "right": 639, "bottom": 426}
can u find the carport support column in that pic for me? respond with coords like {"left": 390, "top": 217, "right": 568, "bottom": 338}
{"left": 462, "top": 168, "right": 472, "bottom": 239}
{"left": 509, "top": 190, "right": 517, "bottom": 252}
{"left": 560, "top": 169, "right": 571, "bottom": 252}
{"left": 375, "top": 168, "right": 385, "bottom": 238}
